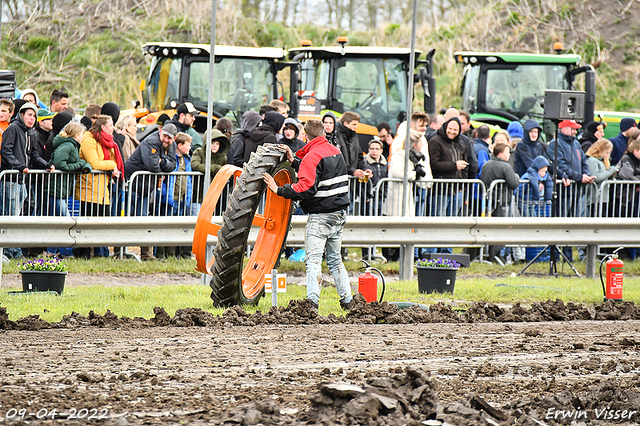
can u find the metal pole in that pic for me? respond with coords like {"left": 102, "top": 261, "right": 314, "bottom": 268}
{"left": 271, "top": 269, "right": 278, "bottom": 307}
{"left": 399, "top": 0, "right": 418, "bottom": 282}
{"left": 1, "top": 0, "right": 3, "bottom": 67}
{"left": 201, "top": 0, "right": 218, "bottom": 285}
{"left": 0, "top": 247, "right": 3, "bottom": 289}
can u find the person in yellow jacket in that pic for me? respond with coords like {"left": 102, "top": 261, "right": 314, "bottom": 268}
{"left": 73, "top": 114, "right": 124, "bottom": 258}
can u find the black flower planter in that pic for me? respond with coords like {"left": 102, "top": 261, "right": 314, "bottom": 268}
{"left": 20, "top": 270, "right": 67, "bottom": 295}
{"left": 416, "top": 266, "right": 457, "bottom": 294}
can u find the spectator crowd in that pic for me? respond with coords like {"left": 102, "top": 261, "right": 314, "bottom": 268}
{"left": 2, "top": 88, "right": 639, "bottom": 264}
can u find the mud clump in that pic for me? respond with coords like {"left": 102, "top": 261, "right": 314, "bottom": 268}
{"left": 1, "top": 299, "right": 640, "bottom": 330}
{"left": 506, "top": 379, "right": 640, "bottom": 424}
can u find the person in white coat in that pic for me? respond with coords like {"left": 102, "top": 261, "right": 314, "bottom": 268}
{"left": 385, "top": 129, "right": 431, "bottom": 217}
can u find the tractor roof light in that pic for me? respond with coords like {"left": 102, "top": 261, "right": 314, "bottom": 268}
{"left": 301, "top": 39, "right": 312, "bottom": 47}
{"left": 190, "top": 48, "right": 202, "bottom": 55}
{"left": 162, "top": 48, "right": 170, "bottom": 56}
{"left": 337, "top": 36, "right": 348, "bottom": 56}
{"left": 554, "top": 41, "right": 564, "bottom": 54}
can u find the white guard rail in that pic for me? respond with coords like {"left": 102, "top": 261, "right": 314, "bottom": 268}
{"left": 1, "top": 216, "right": 639, "bottom": 247}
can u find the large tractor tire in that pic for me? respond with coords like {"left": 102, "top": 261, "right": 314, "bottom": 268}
{"left": 207, "top": 144, "right": 294, "bottom": 307}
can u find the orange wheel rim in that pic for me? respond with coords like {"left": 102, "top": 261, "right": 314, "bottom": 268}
{"left": 193, "top": 165, "right": 242, "bottom": 274}
{"left": 193, "top": 164, "right": 294, "bottom": 301}
{"left": 242, "top": 168, "right": 293, "bottom": 299}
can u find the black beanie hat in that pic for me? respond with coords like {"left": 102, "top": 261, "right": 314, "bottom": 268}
{"left": 101, "top": 102, "right": 120, "bottom": 125}
{"left": 52, "top": 111, "right": 74, "bottom": 135}
{"left": 586, "top": 121, "right": 606, "bottom": 135}
{"left": 157, "top": 113, "right": 170, "bottom": 125}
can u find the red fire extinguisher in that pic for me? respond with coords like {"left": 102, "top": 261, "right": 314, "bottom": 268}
{"left": 600, "top": 248, "right": 624, "bottom": 302}
{"left": 358, "top": 260, "right": 386, "bottom": 303}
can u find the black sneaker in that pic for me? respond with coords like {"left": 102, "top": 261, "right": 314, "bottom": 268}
{"left": 340, "top": 299, "right": 354, "bottom": 311}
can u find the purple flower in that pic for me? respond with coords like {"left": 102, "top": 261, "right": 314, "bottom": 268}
{"left": 415, "top": 257, "right": 460, "bottom": 269}
{"left": 18, "top": 258, "right": 68, "bottom": 272}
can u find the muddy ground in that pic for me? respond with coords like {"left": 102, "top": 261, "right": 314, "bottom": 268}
{"left": 0, "top": 296, "right": 639, "bottom": 425}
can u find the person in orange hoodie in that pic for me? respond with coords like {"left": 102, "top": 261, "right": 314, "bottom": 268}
{"left": 0, "top": 99, "right": 14, "bottom": 157}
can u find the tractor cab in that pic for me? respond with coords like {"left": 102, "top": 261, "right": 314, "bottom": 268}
{"left": 455, "top": 51, "right": 587, "bottom": 141}
{"left": 289, "top": 40, "right": 435, "bottom": 150}
{"left": 139, "top": 42, "right": 296, "bottom": 131}
{"left": 454, "top": 50, "right": 640, "bottom": 141}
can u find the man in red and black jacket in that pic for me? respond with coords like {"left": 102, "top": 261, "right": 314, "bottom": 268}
{"left": 263, "top": 119, "right": 353, "bottom": 311}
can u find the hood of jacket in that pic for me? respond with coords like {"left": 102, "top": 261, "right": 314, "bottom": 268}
{"left": 507, "top": 121, "right": 524, "bottom": 139}
{"left": 436, "top": 117, "right": 462, "bottom": 143}
{"left": 531, "top": 155, "right": 550, "bottom": 171}
{"left": 11, "top": 99, "right": 26, "bottom": 120}
{"left": 240, "top": 110, "right": 262, "bottom": 133}
{"left": 52, "top": 134, "right": 80, "bottom": 150}
{"left": 322, "top": 111, "right": 337, "bottom": 128}
{"left": 295, "top": 136, "right": 328, "bottom": 161}
{"left": 365, "top": 152, "right": 387, "bottom": 166}
{"left": 249, "top": 112, "right": 285, "bottom": 142}
{"left": 283, "top": 117, "right": 300, "bottom": 140}
{"left": 13, "top": 102, "right": 38, "bottom": 130}
{"left": 263, "top": 111, "right": 285, "bottom": 133}
{"left": 204, "top": 128, "right": 231, "bottom": 155}
{"left": 522, "top": 119, "right": 542, "bottom": 144}
{"left": 101, "top": 102, "right": 120, "bottom": 125}
{"left": 20, "top": 89, "right": 40, "bottom": 106}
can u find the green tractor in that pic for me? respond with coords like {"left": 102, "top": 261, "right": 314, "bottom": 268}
{"left": 454, "top": 50, "right": 640, "bottom": 140}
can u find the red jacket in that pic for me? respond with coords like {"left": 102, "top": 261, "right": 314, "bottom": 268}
{"left": 277, "top": 136, "right": 350, "bottom": 214}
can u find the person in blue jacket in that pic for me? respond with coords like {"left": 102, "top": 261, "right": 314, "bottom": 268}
{"left": 516, "top": 155, "right": 553, "bottom": 217}
{"left": 609, "top": 118, "right": 637, "bottom": 165}
{"left": 473, "top": 125, "right": 492, "bottom": 178}
{"left": 514, "top": 119, "right": 548, "bottom": 177}
{"left": 157, "top": 132, "right": 193, "bottom": 259}
{"left": 547, "top": 120, "right": 595, "bottom": 261}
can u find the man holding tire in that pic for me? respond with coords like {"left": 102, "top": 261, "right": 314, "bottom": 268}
{"left": 263, "top": 119, "right": 354, "bottom": 311}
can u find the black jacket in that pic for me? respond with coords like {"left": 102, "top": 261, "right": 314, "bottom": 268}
{"left": 34, "top": 126, "right": 52, "bottom": 164}
{"left": 125, "top": 131, "right": 176, "bottom": 194}
{"left": 0, "top": 116, "right": 50, "bottom": 176}
{"left": 243, "top": 112, "right": 285, "bottom": 164}
{"left": 460, "top": 134, "right": 478, "bottom": 179}
{"left": 335, "top": 121, "right": 365, "bottom": 175}
{"left": 428, "top": 117, "right": 469, "bottom": 180}
{"left": 277, "top": 136, "right": 350, "bottom": 214}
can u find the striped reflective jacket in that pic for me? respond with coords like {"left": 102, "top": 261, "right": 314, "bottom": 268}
{"left": 278, "top": 136, "right": 350, "bottom": 214}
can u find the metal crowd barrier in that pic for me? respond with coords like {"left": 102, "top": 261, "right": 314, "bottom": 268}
{"left": 369, "top": 178, "right": 487, "bottom": 217}
{"left": 486, "top": 179, "right": 640, "bottom": 219}
{"left": 2, "top": 170, "right": 640, "bottom": 221}
{"left": 126, "top": 170, "right": 230, "bottom": 218}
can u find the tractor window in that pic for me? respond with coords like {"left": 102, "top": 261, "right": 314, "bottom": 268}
{"left": 313, "top": 60, "right": 330, "bottom": 103}
{"left": 146, "top": 56, "right": 182, "bottom": 111}
{"left": 334, "top": 58, "right": 406, "bottom": 128}
{"left": 187, "top": 58, "right": 275, "bottom": 124}
{"left": 484, "top": 64, "right": 568, "bottom": 120}
{"left": 461, "top": 65, "right": 480, "bottom": 113}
